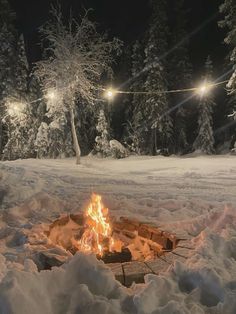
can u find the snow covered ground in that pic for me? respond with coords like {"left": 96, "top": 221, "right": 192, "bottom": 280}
{"left": 0, "top": 155, "right": 236, "bottom": 313}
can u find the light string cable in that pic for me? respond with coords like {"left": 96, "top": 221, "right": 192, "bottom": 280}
{"left": 101, "top": 79, "right": 229, "bottom": 96}
{"left": 10, "top": 78, "right": 229, "bottom": 107}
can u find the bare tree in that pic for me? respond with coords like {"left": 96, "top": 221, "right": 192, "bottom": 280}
{"left": 35, "top": 8, "right": 121, "bottom": 164}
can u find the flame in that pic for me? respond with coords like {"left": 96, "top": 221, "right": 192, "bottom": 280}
{"left": 79, "top": 193, "right": 114, "bottom": 256}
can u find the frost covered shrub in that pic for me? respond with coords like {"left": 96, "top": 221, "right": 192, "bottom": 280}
{"left": 35, "top": 122, "right": 49, "bottom": 158}
{"left": 109, "top": 140, "right": 129, "bottom": 159}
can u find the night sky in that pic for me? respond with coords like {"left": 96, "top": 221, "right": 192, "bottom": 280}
{"left": 9, "top": 0, "right": 227, "bottom": 77}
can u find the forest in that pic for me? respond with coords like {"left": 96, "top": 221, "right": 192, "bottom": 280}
{"left": 0, "top": 0, "right": 236, "bottom": 162}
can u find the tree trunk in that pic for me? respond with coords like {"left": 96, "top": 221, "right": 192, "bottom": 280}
{"left": 70, "top": 109, "right": 81, "bottom": 164}
{"left": 0, "top": 120, "right": 2, "bottom": 159}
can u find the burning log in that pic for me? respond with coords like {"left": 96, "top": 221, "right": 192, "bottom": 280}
{"left": 44, "top": 193, "right": 178, "bottom": 266}
{"left": 78, "top": 193, "right": 120, "bottom": 256}
{"left": 101, "top": 248, "right": 132, "bottom": 264}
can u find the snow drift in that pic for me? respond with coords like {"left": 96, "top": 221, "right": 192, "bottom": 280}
{"left": 0, "top": 156, "right": 235, "bottom": 313}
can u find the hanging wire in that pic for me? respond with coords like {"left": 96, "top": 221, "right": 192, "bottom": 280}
{"left": 21, "top": 78, "right": 229, "bottom": 106}
{"left": 101, "top": 79, "right": 229, "bottom": 96}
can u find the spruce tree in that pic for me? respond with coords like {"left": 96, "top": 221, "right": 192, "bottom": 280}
{"left": 1, "top": 34, "right": 35, "bottom": 160}
{"left": 126, "top": 39, "right": 146, "bottom": 154}
{"left": 0, "top": 0, "right": 38, "bottom": 160}
{"left": 193, "top": 57, "right": 215, "bottom": 154}
{"left": 219, "top": 0, "right": 236, "bottom": 148}
{"left": 15, "top": 36, "right": 28, "bottom": 96}
{"left": 94, "top": 109, "right": 111, "bottom": 157}
{"left": 167, "top": 0, "right": 192, "bottom": 154}
{"left": 35, "top": 122, "right": 49, "bottom": 158}
{"left": 144, "top": 0, "right": 172, "bottom": 155}
{"left": 0, "top": 0, "right": 15, "bottom": 155}
{"left": 0, "top": 0, "right": 18, "bottom": 98}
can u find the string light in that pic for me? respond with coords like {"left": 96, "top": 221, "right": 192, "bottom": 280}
{"left": 4, "top": 79, "right": 228, "bottom": 108}
{"left": 196, "top": 82, "right": 212, "bottom": 96}
{"left": 104, "top": 87, "right": 117, "bottom": 100}
{"left": 46, "top": 89, "right": 58, "bottom": 101}
{"left": 6, "top": 101, "right": 27, "bottom": 119}
{"left": 102, "top": 79, "right": 229, "bottom": 98}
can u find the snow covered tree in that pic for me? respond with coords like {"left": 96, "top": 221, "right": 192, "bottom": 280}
{"left": 174, "top": 107, "right": 189, "bottom": 154}
{"left": 113, "top": 44, "right": 133, "bottom": 142}
{"left": 0, "top": 1, "right": 34, "bottom": 160}
{"left": 193, "top": 57, "right": 215, "bottom": 154}
{"left": 94, "top": 109, "right": 111, "bottom": 157}
{"left": 167, "top": 0, "right": 192, "bottom": 154}
{"left": 219, "top": 0, "right": 236, "bottom": 148}
{"left": 143, "top": 0, "right": 173, "bottom": 155}
{"left": 15, "top": 36, "right": 28, "bottom": 94}
{"left": 0, "top": 0, "right": 15, "bottom": 155}
{"left": 1, "top": 35, "right": 35, "bottom": 160}
{"left": 2, "top": 98, "right": 36, "bottom": 160}
{"left": 35, "top": 122, "right": 49, "bottom": 158}
{"left": 125, "top": 39, "right": 146, "bottom": 154}
{"left": 35, "top": 8, "right": 121, "bottom": 164}
{"left": 0, "top": 0, "right": 20, "bottom": 101}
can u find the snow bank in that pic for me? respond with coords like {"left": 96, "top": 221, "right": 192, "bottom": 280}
{"left": 0, "top": 253, "right": 125, "bottom": 314}
{"left": 0, "top": 206, "right": 235, "bottom": 314}
{"left": 0, "top": 156, "right": 236, "bottom": 313}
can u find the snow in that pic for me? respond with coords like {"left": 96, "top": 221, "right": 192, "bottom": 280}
{"left": 0, "top": 155, "right": 236, "bottom": 313}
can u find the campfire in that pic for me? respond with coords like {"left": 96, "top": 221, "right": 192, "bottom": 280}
{"left": 77, "top": 193, "right": 126, "bottom": 260}
{"left": 46, "top": 193, "right": 177, "bottom": 264}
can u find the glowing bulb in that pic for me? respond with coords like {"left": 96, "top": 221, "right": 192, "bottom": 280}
{"left": 197, "top": 82, "right": 211, "bottom": 96}
{"left": 104, "top": 88, "right": 117, "bottom": 100}
{"left": 7, "top": 101, "right": 26, "bottom": 118}
{"left": 107, "top": 90, "right": 113, "bottom": 98}
{"left": 200, "top": 85, "right": 207, "bottom": 94}
{"left": 46, "top": 89, "right": 58, "bottom": 101}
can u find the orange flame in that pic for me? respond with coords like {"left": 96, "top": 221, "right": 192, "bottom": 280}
{"left": 79, "top": 193, "right": 114, "bottom": 256}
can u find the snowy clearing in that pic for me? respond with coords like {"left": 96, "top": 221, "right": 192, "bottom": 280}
{"left": 0, "top": 155, "right": 236, "bottom": 313}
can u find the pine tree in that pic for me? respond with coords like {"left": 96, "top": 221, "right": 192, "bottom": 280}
{"left": 143, "top": 0, "right": 172, "bottom": 155}
{"left": 174, "top": 107, "right": 189, "bottom": 153}
{"left": 193, "top": 57, "right": 215, "bottom": 154}
{"left": 35, "top": 122, "right": 49, "bottom": 158}
{"left": 1, "top": 33, "right": 36, "bottom": 160}
{"left": 0, "top": 0, "right": 17, "bottom": 98}
{"left": 15, "top": 36, "right": 28, "bottom": 95}
{"left": 167, "top": 0, "right": 192, "bottom": 154}
{"left": 94, "top": 109, "right": 111, "bottom": 157}
{"left": 114, "top": 44, "right": 133, "bottom": 142}
{"left": 219, "top": 0, "right": 236, "bottom": 148}
{"left": 0, "top": 1, "right": 34, "bottom": 159}
{"left": 0, "top": 0, "right": 15, "bottom": 155}
{"left": 125, "top": 39, "right": 146, "bottom": 154}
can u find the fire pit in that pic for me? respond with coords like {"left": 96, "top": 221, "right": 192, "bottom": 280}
{"left": 39, "top": 194, "right": 193, "bottom": 286}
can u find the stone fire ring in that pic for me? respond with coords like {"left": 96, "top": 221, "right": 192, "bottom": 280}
{"left": 44, "top": 214, "right": 194, "bottom": 287}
